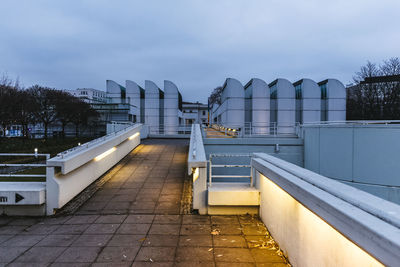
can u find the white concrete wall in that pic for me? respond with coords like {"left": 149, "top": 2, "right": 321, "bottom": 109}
{"left": 250, "top": 78, "right": 270, "bottom": 134}
{"left": 164, "top": 80, "right": 179, "bottom": 134}
{"left": 300, "top": 79, "right": 321, "bottom": 123}
{"left": 145, "top": 80, "right": 161, "bottom": 134}
{"left": 253, "top": 153, "right": 400, "bottom": 267}
{"left": 271, "top": 79, "right": 296, "bottom": 134}
{"left": 303, "top": 124, "right": 400, "bottom": 204}
{"left": 126, "top": 80, "right": 142, "bottom": 122}
{"left": 106, "top": 80, "right": 123, "bottom": 103}
{"left": 188, "top": 124, "right": 208, "bottom": 214}
{"left": 46, "top": 124, "right": 142, "bottom": 215}
{"left": 220, "top": 78, "right": 245, "bottom": 128}
{"left": 324, "top": 79, "right": 346, "bottom": 121}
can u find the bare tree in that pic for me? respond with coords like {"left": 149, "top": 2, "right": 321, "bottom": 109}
{"left": 208, "top": 86, "right": 223, "bottom": 107}
{"left": 27, "top": 85, "right": 59, "bottom": 139}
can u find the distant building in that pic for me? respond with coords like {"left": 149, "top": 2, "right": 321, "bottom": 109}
{"left": 182, "top": 101, "right": 208, "bottom": 125}
{"left": 70, "top": 88, "right": 107, "bottom": 104}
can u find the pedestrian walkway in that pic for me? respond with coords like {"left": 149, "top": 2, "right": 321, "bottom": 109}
{"left": 0, "top": 139, "right": 288, "bottom": 266}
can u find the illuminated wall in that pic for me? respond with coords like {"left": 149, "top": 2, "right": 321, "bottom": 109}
{"left": 293, "top": 78, "right": 321, "bottom": 123}
{"left": 269, "top": 79, "right": 296, "bottom": 134}
{"left": 164, "top": 80, "right": 179, "bottom": 134}
{"left": 126, "top": 80, "right": 144, "bottom": 123}
{"left": 145, "top": 80, "right": 161, "bottom": 134}
{"left": 318, "top": 79, "right": 346, "bottom": 121}
{"left": 220, "top": 78, "right": 245, "bottom": 128}
{"left": 244, "top": 78, "right": 270, "bottom": 134}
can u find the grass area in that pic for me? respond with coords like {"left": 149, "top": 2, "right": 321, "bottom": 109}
{"left": 0, "top": 137, "right": 96, "bottom": 182}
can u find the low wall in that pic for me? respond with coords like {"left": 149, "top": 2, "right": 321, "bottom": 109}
{"left": 187, "top": 124, "right": 208, "bottom": 214}
{"left": 46, "top": 124, "right": 142, "bottom": 215}
{"left": 252, "top": 153, "right": 400, "bottom": 267}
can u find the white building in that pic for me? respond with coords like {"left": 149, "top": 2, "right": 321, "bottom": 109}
{"left": 182, "top": 102, "right": 208, "bottom": 125}
{"left": 70, "top": 88, "right": 107, "bottom": 104}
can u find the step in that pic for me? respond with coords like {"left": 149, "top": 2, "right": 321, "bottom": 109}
{"left": 208, "top": 183, "right": 260, "bottom": 206}
{"left": 0, "top": 182, "right": 46, "bottom": 205}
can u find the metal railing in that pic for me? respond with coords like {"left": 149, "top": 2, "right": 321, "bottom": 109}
{"left": 209, "top": 154, "right": 253, "bottom": 187}
{"left": 0, "top": 153, "right": 50, "bottom": 179}
{"left": 205, "top": 122, "right": 300, "bottom": 138}
{"left": 148, "top": 125, "right": 192, "bottom": 135}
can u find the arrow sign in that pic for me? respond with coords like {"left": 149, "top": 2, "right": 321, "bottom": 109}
{"left": 15, "top": 193, "right": 24, "bottom": 203}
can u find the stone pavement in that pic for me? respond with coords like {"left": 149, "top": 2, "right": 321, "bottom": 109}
{"left": 0, "top": 139, "right": 288, "bottom": 266}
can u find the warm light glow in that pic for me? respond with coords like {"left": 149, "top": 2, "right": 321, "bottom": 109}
{"left": 94, "top": 147, "right": 116, "bottom": 161}
{"left": 259, "top": 173, "right": 383, "bottom": 266}
{"left": 193, "top": 168, "right": 199, "bottom": 182}
{"left": 128, "top": 132, "right": 140, "bottom": 140}
{"left": 78, "top": 143, "right": 81, "bottom": 146}
{"left": 34, "top": 148, "right": 38, "bottom": 153}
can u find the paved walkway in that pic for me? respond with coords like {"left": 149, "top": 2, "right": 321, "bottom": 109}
{"left": 0, "top": 139, "right": 288, "bottom": 266}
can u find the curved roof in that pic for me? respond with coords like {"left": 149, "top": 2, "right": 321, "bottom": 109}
{"left": 222, "top": 78, "right": 244, "bottom": 100}
{"left": 269, "top": 78, "right": 295, "bottom": 98}
{"left": 145, "top": 80, "right": 161, "bottom": 96}
{"left": 247, "top": 78, "right": 269, "bottom": 98}
{"left": 324, "top": 79, "right": 346, "bottom": 98}
{"left": 295, "top": 78, "right": 320, "bottom": 98}
{"left": 164, "top": 80, "right": 179, "bottom": 96}
{"left": 106, "top": 80, "right": 122, "bottom": 94}
{"left": 126, "top": 80, "right": 142, "bottom": 95}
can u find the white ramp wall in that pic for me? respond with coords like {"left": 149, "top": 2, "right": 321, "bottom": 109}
{"left": 270, "top": 79, "right": 295, "bottom": 134}
{"left": 220, "top": 78, "right": 245, "bottom": 128}
{"left": 145, "top": 80, "right": 161, "bottom": 134}
{"left": 126, "top": 80, "right": 142, "bottom": 122}
{"left": 46, "top": 124, "right": 142, "bottom": 215}
{"left": 164, "top": 80, "right": 179, "bottom": 134}
{"left": 299, "top": 79, "right": 321, "bottom": 123}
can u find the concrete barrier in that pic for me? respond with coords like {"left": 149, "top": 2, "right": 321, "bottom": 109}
{"left": 188, "top": 124, "right": 208, "bottom": 214}
{"left": 46, "top": 124, "right": 142, "bottom": 215}
{"left": 252, "top": 152, "right": 400, "bottom": 266}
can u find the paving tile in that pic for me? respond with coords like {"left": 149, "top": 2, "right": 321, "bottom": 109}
{"left": 0, "top": 246, "right": 29, "bottom": 263}
{"left": 15, "top": 246, "right": 66, "bottom": 263}
{"left": 21, "top": 224, "right": 60, "bottom": 235}
{"left": 0, "top": 235, "right": 13, "bottom": 245}
{"left": 242, "top": 225, "right": 268, "bottom": 236}
{"left": 132, "top": 262, "right": 174, "bottom": 267}
{"left": 112, "top": 194, "right": 137, "bottom": 202}
{"left": 142, "top": 235, "right": 179, "bottom": 247}
{"left": 40, "top": 216, "right": 71, "bottom": 225}
{"left": 49, "top": 263, "right": 90, "bottom": 267}
{"left": 181, "top": 224, "right": 211, "bottom": 235}
{"left": 108, "top": 234, "right": 145, "bottom": 247}
{"left": 213, "top": 235, "right": 247, "bottom": 248}
{"left": 211, "top": 216, "right": 240, "bottom": 225}
{"left": 55, "top": 246, "right": 101, "bottom": 263}
{"left": 8, "top": 218, "right": 39, "bottom": 226}
{"left": 84, "top": 223, "right": 120, "bottom": 234}
{"left": 36, "top": 234, "right": 78, "bottom": 247}
{"left": 104, "top": 202, "right": 131, "bottom": 210}
{"left": 250, "top": 248, "right": 285, "bottom": 263}
{"left": 135, "top": 247, "right": 176, "bottom": 262}
{"left": 212, "top": 224, "right": 242, "bottom": 235}
{"left": 175, "top": 247, "right": 214, "bottom": 262}
{"left": 95, "top": 215, "right": 127, "bottom": 224}
{"left": 175, "top": 263, "right": 215, "bottom": 267}
{"left": 117, "top": 223, "right": 151, "bottom": 235}
{"left": 148, "top": 224, "right": 180, "bottom": 235}
{"left": 7, "top": 262, "right": 49, "bottom": 267}
{"left": 179, "top": 235, "right": 212, "bottom": 247}
{"left": 79, "top": 201, "right": 108, "bottom": 211}
{"left": 125, "top": 215, "right": 154, "bottom": 224}
{"left": 96, "top": 246, "right": 140, "bottom": 262}
{"left": 0, "top": 234, "right": 45, "bottom": 247}
{"left": 65, "top": 215, "right": 99, "bottom": 224}
{"left": 130, "top": 201, "right": 156, "bottom": 210}
{"left": 213, "top": 248, "right": 254, "bottom": 263}
{"left": 71, "top": 234, "right": 112, "bottom": 247}
{"left": 0, "top": 226, "right": 27, "bottom": 235}
{"left": 54, "top": 224, "right": 90, "bottom": 235}
{"left": 217, "top": 263, "right": 255, "bottom": 267}
{"left": 182, "top": 215, "right": 211, "bottom": 225}
{"left": 153, "top": 215, "right": 181, "bottom": 224}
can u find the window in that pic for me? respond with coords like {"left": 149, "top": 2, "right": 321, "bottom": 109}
{"left": 295, "top": 84, "right": 302, "bottom": 99}
{"left": 202, "top": 111, "right": 206, "bottom": 115}
{"left": 320, "top": 84, "right": 327, "bottom": 99}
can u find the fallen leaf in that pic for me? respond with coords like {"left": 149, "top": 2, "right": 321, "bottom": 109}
{"left": 217, "top": 254, "right": 223, "bottom": 257}
{"left": 138, "top": 237, "right": 146, "bottom": 242}
{"left": 149, "top": 258, "right": 154, "bottom": 262}
{"left": 208, "top": 248, "right": 213, "bottom": 251}
{"left": 211, "top": 229, "right": 220, "bottom": 235}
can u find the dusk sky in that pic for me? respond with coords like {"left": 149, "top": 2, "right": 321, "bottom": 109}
{"left": 1, "top": 0, "right": 399, "bottom": 103}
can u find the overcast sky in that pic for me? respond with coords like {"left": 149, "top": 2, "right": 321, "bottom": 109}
{"left": 1, "top": 0, "right": 399, "bottom": 103}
